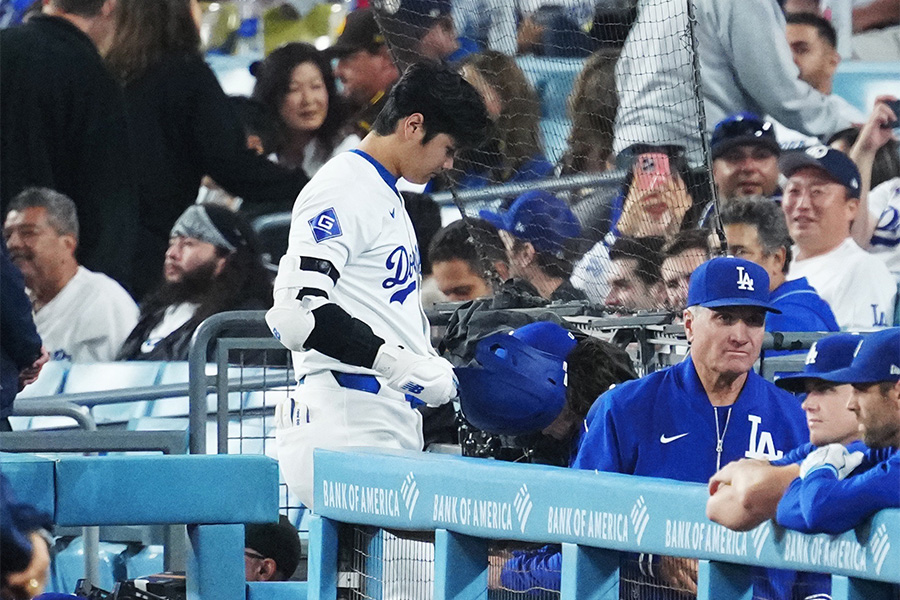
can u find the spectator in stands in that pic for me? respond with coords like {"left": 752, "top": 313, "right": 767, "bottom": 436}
{"left": 612, "top": 0, "right": 853, "bottom": 166}
{"left": 244, "top": 516, "right": 302, "bottom": 582}
{"left": 843, "top": 97, "right": 900, "bottom": 282}
{"left": 104, "top": 0, "right": 307, "bottom": 300}
{"left": 660, "top": 229, "right": 712, "bottom": 313}
{"left": 4, "top": 188, "right": 138, "bottom": 363}
{"left": 117, "top": 204, "right": 271, "bottom": 361}
{"left": 0, "top": 0, "right": 137, "bottom": 289}
{"left": 428, "top": 220, "right": 493, "bottom": 302}
{"left": 374, "top": 0, "right": 474, "bottom": 71}
{"left": 480, "top": 191, "right": 587, "bottom": 302}
{"left": 452, "top": 51, "right": 553, "bottom": 190}
{"left": 780, "top": 146, "right": 895, "bottom": 329}
{"left": 709, "top": 113, "right": 781, "bottom": 206}
{"left": 776, "top": 327, "right": 900, "bottom": 534}
{"left": 327, "top": 9, "right": 400, "bottom": 138}
{"left": 721, "top": 195, "right": 838, "bottom": 346}
{"left": 251, "top": 43, "right": 359, "bottom": 177}
{"left": 604, "top": 236, "right": 666, "bottom": 311}
{"left": 561, "top": 48, "right": 620, "bottom": 176}
{"left": 0, "top": 237, "right": 48, "bottom": 432}
{"left": 570, "top": 145, "right": 701, "bottom": 303}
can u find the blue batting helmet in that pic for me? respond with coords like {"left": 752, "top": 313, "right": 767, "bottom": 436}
{"left": 455, "top": 322, "right": 577, "bottom": 435}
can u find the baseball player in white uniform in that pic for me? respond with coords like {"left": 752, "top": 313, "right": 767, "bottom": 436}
{"left": 267, "top": 62, "right": 489, "bottom": 510}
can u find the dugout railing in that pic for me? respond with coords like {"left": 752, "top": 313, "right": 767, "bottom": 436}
{"left": 309, "top": 448, "right": 900, "bottom": 600}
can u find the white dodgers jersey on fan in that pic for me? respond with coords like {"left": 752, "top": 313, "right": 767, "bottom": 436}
{"left": 284, "top": 150, "right": 433, "bottom": 376}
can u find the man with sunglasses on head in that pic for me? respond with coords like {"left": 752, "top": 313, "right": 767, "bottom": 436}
{"left": 574, "top": 256, "right": 808, "bottom": 597}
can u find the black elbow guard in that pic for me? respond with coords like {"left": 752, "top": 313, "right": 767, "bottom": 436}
{"left": 306, "top": 303, "right": 385, "bottom": 368}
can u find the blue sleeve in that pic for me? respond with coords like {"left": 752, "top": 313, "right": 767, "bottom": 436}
{"left": 0, "top": 472, "right": 53, "bottom": 576}
{"left": 572, "top": 390, "right": 632, "bottom": 474}
{"left": 500, "top": 545, "right": 562, "bottom": 594}
{"left": 771, "top": 442, "right": 814, "bottom": 467}
{"left": 777, "top": 454, "right": 900, "bottom": 534}
{"left": 0, "top": 237, "right": 42, "bottom": 369}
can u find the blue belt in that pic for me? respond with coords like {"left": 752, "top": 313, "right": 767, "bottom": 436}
{"left": 298, "top": 371, "right": 381, "bottom": 394}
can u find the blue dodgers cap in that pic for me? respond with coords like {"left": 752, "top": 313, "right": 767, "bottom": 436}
{"left": 778, "top": 145, "right": 861, "bottom": 198}
{"left": 775, "top": 333, "right": 862, "bottom": 393}
{"left": 686, "top": 257, "right": 781, "bottom": 313}
{"left": 817, "top": 328, "right": 900, "bottom": 385}
{"left": 479, "top": 190, "right": 581, "bottom": 259}
{"left": 710, "top": 112, "right": 780, "bottom": 160}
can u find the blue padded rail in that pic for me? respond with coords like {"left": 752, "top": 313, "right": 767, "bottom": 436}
{"left": 54, "top": 454, "right": 279, "bottom": 526}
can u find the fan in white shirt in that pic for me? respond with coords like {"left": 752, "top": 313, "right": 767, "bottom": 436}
{"left": 3, "top": 187, "right": 137, "bottom": 362}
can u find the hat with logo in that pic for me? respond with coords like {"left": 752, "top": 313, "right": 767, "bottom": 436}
{"left": 479, "top": 190, "right": 581, "bottom": 259}
{"left": 686, "top": 257, "right": 781, "bottom": 313}
{"left": 373, "top": 0, "right": 451, "bottom": 34}
{"left": 710, "top": 113, "right": 780, "bottom": 160}
{"left": 778, "top": 145, "right": 861, "bottom": 198}
{"left": 325, "top": 9, "right": 386, "bottom": 58}
{"left": 775, "top": 333, "right": 862, "bottom": 393}
{"left": 812, "top": 327, "right": 900, "bottom": 385}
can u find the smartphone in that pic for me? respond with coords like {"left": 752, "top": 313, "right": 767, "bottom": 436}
{"left": 885, "top": 99, "right": 900, "bottom": 129}
{"left": 633, "top": 152, "right": 672, "bottom": 191}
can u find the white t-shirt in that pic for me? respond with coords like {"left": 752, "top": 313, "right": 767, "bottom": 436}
{"left": 868, "top": 177, "right": 900, "bottom": 278}
{"left": 788, "top": 237, "right": 895, "bottom": 330}
{"left": 33, "top": 266, "right": 139, "bottom": 362}
{"left": 284, "top": 151, "right": 433, "bottom": 376}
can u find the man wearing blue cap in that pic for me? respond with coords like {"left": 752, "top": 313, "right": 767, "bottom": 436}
{"left": 781, "top": 145, "right": 895, "bottom": 330}
{"left": 479, "top": 191, "right": 587, "bottom": 302}
{"left": 777, "top": 327, "right": 900, "bottom": 534}
{"left": 573, "top": 256, "right": 808, "bottom": 595}
{"left": 710, "top": 113, "right": 781, "bottom": 203}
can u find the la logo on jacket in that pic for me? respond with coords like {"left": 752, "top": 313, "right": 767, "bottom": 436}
{"left": 744, "top": 414, "right": 783, "bottom": 460}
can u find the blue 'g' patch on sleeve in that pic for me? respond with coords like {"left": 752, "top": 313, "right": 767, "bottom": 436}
{"left": 308, "top": 208, "right": 343, "bottom": 242}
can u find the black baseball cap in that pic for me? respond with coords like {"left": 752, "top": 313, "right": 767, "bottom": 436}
{"left": 711, "top": 113, "right": 780, "bottom": 160}
{"left": 326, "top": 9, "right": 386, "bottom": 58}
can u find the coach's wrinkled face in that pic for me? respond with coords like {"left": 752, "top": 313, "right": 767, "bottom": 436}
{"left": 683, "top": 305, "right": 765, "bottom": 377}
{"left": 847, "top": 381, "right": 900, "bottom": 449}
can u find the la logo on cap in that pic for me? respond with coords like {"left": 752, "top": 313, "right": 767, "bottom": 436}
{"left": 805, "top": 342, "right": 818, "bottom": 365}
{"left": 736, "top": 266, "right": 755, "bottom": 291}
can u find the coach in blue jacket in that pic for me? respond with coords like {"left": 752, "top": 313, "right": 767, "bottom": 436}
{"left": 574, "top": 256, "right": 809, "bottom": 595}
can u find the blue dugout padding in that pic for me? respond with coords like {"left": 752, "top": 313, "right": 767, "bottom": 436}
{"left": 311, "top": 448, "right": 900, "bottom": 600}
{"left": 0, "top": 453, "right": 293, "bottom": 600}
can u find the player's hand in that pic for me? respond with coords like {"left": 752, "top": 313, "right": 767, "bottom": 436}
{"left": 657, "top": 556, "right": 698, "bottom": 595}
{"left": 799, "top": 443, "right": 865, "bottom": 480}
{"left": 372, "top": 345, "right": 458, "bottom": 408}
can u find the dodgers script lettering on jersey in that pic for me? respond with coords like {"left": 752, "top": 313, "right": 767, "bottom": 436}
{"left": 384, "top": 245, "right": 421, "bottom": 304}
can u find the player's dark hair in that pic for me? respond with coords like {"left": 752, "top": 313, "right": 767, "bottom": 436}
{"left": 662, "top": 229, "right": 712, "bottom": 259}
{"left": 720, "top": 195, "right": 793, "bottom": 274}
{"left": 372, "top": 62, "right": 490, "bottom": 150}
{"left": 251, "top": 42, "right": 349, "bottom": 159}
{"left": 785, "top": 12, "right": 837, "bottom": 49}
{"left": 566, "top": 336, "right": 636, "bottom": 420}
{"left": 228, "top": 96, "right": 282, "bottom": 157}
{"left": 50, "top": 0, "right": 107, "bottom": 17}
{"left": 608, "top": 236, "right": 665, "bottom": 285}
{"left": 429, "top": 220, "right": 483, "bottom": 275}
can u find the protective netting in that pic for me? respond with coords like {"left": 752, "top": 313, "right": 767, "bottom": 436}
{"left": 366, "top": 0, "right": 717, "bottom": 311}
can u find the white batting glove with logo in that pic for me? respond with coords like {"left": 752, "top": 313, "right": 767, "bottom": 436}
{"left": 372, "top": 345, "right": 458, "bottom": 407}
{"left": 799, "top": 443, "right": 865, "bottom": 480}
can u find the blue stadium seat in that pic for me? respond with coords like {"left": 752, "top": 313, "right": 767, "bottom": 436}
{"left": 50, "top": 537, "right": 127, "bottom": 594}
{"left": 120, "top": 544, "right": 165, "bottom": 581}
{"left": 63, "top": 362, "right": 166, "bottom": 425}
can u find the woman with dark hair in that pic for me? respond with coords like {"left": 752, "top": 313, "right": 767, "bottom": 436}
{"left": 104, "top": 0, "right": 307, "bottom": 300}
{"left": 251, "top": 42, "right": 359, "bottom": 175}
{"left": 454, "top": 50, "right": 553, "bottom": 189}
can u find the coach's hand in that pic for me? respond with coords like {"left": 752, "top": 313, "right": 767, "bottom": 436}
{"left": 373, "top": 345, "right": 458, "bottom": 407}
{"left": 799, "top": 443, "right": 865, "bottom": 480}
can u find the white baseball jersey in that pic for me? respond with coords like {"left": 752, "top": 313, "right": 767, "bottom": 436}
{"left": 34, "top": 266, "right": 138, "bottom": 362}
{"left": 868, "top": 177, "right": 900, "bottom": 279}
{"left": 276, "top": 149, "right": 427, "bottom": 510}
{"left": 284, "top": 150, "right": 433, "bottom": 377}
{"left": 788, "top": 237, "right": 895, "bottom": 330}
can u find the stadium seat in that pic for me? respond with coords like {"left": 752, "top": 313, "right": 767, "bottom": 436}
{"left": 63, "top": 362, "right": 166, "bottom": 425}
{"left": 120, "top": 544, "right": 165, "bottom": 581}
{"left": 50, "top": 537, "right": 127, "bottom": 594}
